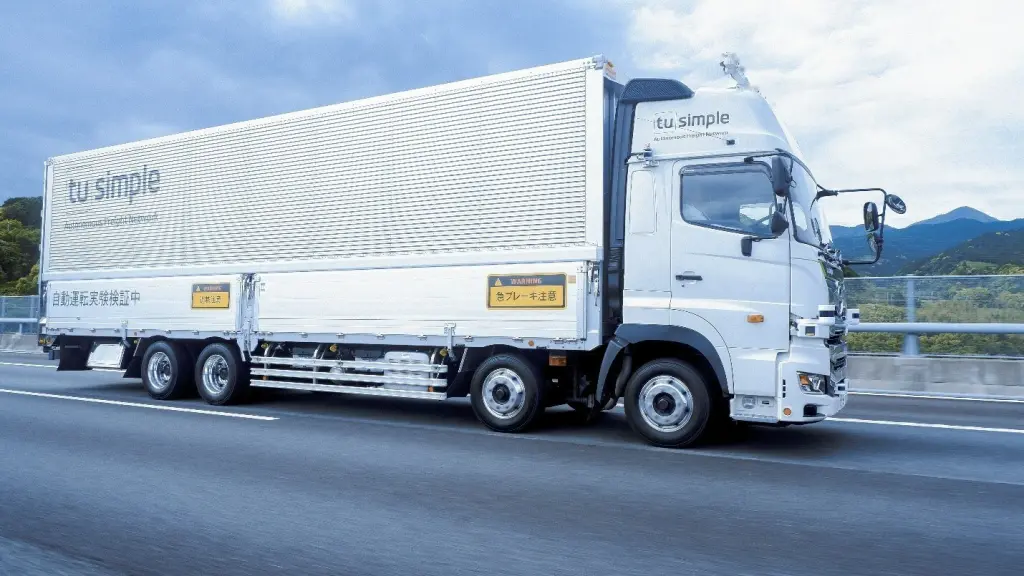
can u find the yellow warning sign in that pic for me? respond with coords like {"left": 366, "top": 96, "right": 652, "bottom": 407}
{"left": 191, "top": 283, "right": 231, "bottom": 309}
{"left": 487, "top": 273, "right": 566, "bottom": 309}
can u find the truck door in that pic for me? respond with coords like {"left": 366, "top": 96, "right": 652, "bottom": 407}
{"left": 669, "top": 161, "right": 791, "bottom": 397}
{"left": 622, "top": 167, "right": 672, "bottom": 325}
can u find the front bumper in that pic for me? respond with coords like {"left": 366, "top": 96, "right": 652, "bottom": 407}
{"left": 778, "top": 338, "right": 848, "bottom": 423}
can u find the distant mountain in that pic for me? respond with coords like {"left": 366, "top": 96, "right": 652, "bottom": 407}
{"left": 833, "top": 217, "right": 1024, "bottom": 276}
{"left": 899, "top": 229, "right": 1024, "bottom": 275}
{"left": 912, "top": 206, "right": 999, "bottom": 226}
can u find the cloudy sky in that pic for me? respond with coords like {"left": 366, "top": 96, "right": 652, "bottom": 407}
{"left": 2, "top": 0, "right": 1020, "bottom": 226}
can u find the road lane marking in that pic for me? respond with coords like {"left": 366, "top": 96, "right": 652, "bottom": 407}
{"left": 0, "top": 362, "right": 121, "bottom": 373}
{"left": 0, "top": 361, "right": 55, "bottom": 369}
{"left": 829, "top": 417, "right": 1024, "bottom": 435}
{"left": 849, "top": 391, "right": 1024, "bottom": 404}
{"left": 609, "top": 403, "right": 1024, "bottom": 434}
{"left": 0, "top": 388, "right": 278, "bottom": 421}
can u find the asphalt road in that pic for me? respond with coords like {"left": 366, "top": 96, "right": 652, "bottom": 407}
{"left": 2, "top": 352, "right": 1023, "bottom": 575}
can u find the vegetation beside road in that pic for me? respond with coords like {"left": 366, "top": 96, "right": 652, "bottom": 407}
{"left": 846, "top": 276, "right": 1024, "bottom": 356}
{"left": 0, "top": 197, "right": 41, "bottom": 296}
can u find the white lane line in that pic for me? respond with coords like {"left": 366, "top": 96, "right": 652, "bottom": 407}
{"left": 829, "top": 417, "right": 1024, "bottom": 435}
{"left": 0, "top": 361, "right": 55, "bottom": 369}
{"left": 614, "top": 403, "right": 1023, "bottom": 433}
{"left": 0, "top": 388, "right": 278, "bottom": 421}
{"left": 849, "top": 391, "right": 1024, "bottom": 404}
{"left": 0, "top": 362, "right": 121, "bottom": 373}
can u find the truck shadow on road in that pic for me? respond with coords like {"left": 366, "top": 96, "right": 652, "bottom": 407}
{"left": 76, "top": 378, "right": 856, "bottom": 457}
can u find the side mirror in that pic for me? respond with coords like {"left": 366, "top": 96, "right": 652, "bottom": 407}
{"left": 770, "top": 210, "right": 789, "bottom": 236}
{"left": 771, "top": 156, "right": 791, "bottom": 196}
{"left": 866, "top": 231, "right": 881, "bottom": 259}
{"left": 863, "top": 202, "right": 880, "bottom": 233}
{"left": 886, "top": 194, "right": 907, "bottom": 214}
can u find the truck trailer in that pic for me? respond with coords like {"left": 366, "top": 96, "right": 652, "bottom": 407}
{"left": 38, "top": 55, "right": 906, "bottom": 447}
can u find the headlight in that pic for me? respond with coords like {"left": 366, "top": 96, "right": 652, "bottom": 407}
{"left": 798, "top": 372, "right": 827, "bottom": 394}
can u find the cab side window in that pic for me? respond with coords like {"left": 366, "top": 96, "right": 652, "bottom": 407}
{"left": 681, "top": 165, "right": 780, "bottom": 236}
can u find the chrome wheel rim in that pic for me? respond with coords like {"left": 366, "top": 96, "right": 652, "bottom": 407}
{"left": 638, "top": 375, "right": 693, "bottom": 433}
{"left": 146, "top": 351, "right": 173, "bottom": 392}
{"left": 202, "top": 354, "right": 230, "bottom": 396}
{"left": 482, "top": 368, "right": 526, "bottom": 420}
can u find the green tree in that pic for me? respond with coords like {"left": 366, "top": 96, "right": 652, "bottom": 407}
{"left": 0, "top": 218, "right": 40, "bottom": 283}
{"left": 0, "top": 196, "right": 43, "bottom": 228}
{"left": 6, "top": 264, "right": 39, "bottom": 296}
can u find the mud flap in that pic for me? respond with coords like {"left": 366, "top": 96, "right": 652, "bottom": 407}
{"left": 55, "top": 339, "right": 91, "bottom": 372}
{"left": 123, "top": 354, "right": 143, "bottom": 379}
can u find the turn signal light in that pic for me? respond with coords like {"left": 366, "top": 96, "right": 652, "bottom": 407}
{"left": 747, "top": 314, "right": 764, "bottom": 323}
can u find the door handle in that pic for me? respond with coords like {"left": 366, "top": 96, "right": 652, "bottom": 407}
{"left": 675, "top": 274, "right": 703, "bottom": 281}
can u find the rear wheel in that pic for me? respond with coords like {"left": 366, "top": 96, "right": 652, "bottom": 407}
{"left": 142, "top": 341, "right": 195, "bottom": 400}
{"left": 470, "top": 353, "right": 544, "bottom": 433}
{"left": 195, "top": 342, "right": 250, "bottom": 406}
{"left": 624, "top": 359, "right": 712, "bottom": 448}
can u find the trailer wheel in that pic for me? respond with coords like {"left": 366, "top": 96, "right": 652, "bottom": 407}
{"left": 195, "top": 342, "right": 250, "bottom": 406}
{"left": 470, "top": 354, "right": 544, "bottom": 433}
{"left": 142, "top": 341, "right": 195, "bottom": 400}
{"left": 623, "top": 359, "right": 712, "bottom": 448}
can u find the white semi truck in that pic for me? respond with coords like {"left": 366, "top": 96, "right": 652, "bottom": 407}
{"left": 38, "top": 55, "right": 906, "bottom": 447}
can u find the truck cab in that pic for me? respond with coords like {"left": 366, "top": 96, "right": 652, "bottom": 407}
{"left": 595, "top": 67, "right": 904, "bottom": 446}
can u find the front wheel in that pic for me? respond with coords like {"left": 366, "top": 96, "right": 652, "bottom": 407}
{"left": 624, "top": 359, "right": 713, "bottom": 448}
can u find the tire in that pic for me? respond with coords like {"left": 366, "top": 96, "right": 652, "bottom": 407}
{"left": 195, "top": 342, "right": 250, "bottom": 406}
{"left": 470, "top": 353, "right": 545, "bottom": 433}
{"left": 623, "top": 359, "right": 713, "bottom": 448}
{"left": 141, "top": 340, "right": 195, "bottom": 400}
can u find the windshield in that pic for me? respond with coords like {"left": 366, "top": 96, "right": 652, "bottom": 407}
{"left": 788, "top": 160, "right": 833, "bottom": 248}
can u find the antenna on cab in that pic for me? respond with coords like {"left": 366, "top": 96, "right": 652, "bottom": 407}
{"left": 720, "top": 52, "right": 753, "bottom": 91}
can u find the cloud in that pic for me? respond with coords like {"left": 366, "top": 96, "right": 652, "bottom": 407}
{"left": 268, "top": 0, "right": 356, "bottom": 26}
{"left": 623, "top": 0, "right": 1024, "bottom": 225}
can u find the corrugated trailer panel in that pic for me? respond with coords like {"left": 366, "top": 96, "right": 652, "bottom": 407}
{"left": 42, "top": 57, "right": 611, "bottom": 279}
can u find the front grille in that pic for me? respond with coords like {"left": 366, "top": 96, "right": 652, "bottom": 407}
{"left": 825, "top": 332, "right": 845, "bottom": 348}
{"left": 828, "top": 344, "right": 848, "bottom": 395}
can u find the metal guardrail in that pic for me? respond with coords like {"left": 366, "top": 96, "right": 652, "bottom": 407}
{"left": 845, "top": 275, "right": 1024, "bottom": 356}
{"left": 0, "top": 296, "right": 40, "bottom": 335}
{"left": 853, "top": 323, "right": 1024, "bottom": 335}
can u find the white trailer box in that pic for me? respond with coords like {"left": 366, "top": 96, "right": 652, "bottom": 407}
{"left": 42, "top": 56, "right": 616, "bottom": 350}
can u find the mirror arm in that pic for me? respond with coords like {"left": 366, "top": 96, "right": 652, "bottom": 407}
{"left": 878, "top": 203, "right": 888, "bottom": 240}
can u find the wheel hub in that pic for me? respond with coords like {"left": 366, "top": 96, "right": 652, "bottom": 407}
{"left": 202, "top": 354, "right": 231, "bottom": 396}
{"left": 653, "top": 392, "right": 675, "bottom": 415}
{"left": 638, "top": 375, "right": 693, "bottom": 433}
{"left": 492, "top": 384, "right": 511, "bottom": 404}
{"left": 481, "top": 368, "right": 526, "bottom": 420}
{"left": 146, "top": 351, "right": 173, "bottom": 392}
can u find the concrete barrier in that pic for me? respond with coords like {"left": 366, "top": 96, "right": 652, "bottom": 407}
{"left": 849, "top": 355, "right": 1024, "bottom": 398}
{"left": 0, "top": 333, "right": 42, "bottom": 353}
